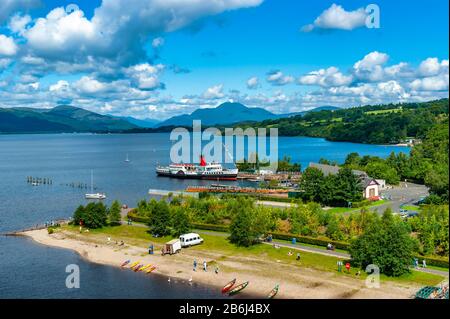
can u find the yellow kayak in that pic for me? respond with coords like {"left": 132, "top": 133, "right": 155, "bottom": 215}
{"left": 129, "top": 261, "right": 140, "bottom": 269}
{"left": 139, "top": 264, "right": 152, "bottom": 271}
{"left": 146, "top": 266, "right": 157, "bottom": 273}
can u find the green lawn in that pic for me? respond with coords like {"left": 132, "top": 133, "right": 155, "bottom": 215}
{"left": 365, "top": 108, "right": 403, "bottom": 115}
{"left": 400, "top": 205, "right": 420, "bottom": 211}
{"left": 61, "top": 224, "right": 444, "bottom": 286}
{"left": 327, "top": 200, "right": 387, "bottom": 214}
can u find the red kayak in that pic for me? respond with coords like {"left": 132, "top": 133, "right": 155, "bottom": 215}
{"left": 221, "top": 278, "right": 236, "bottom": 294}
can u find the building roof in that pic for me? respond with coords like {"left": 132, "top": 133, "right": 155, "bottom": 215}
{"left": 361, "top": 177, "right": 380, "bottom": 189}
{"left": 308, "top": 162, "right": 368, "bottom": 177}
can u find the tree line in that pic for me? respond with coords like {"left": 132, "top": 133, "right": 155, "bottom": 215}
{"left": 243, "top": 99, "right": 448, "bottom": 144}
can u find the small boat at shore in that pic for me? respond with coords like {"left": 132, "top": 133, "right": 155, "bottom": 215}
{"left": 221, "top": 278, "right": 236, "bottom": 294}
{"left": 129, "top": 261, "right": 140, "bottom": 269}
{"left": 121, "top": 260, "right": 131, "bottom": 267}
{"left": 146, "top": 266, "right": 156, "bottom": 273}
{"left": 133, "top": 264, "right": 143, "bottom": 272}
{"left": 139, "top": 264, "right": 152, "bottom": 271}
{"left": 267, "top": 284, "right": 279, "bottom": 299}
{"left": 228, "top": 281, "right": 249, "bottom": 296}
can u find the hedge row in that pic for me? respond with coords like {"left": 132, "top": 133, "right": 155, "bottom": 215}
{"left": 127, "top": 211, "right": 150, "bottom": 224}
{"left": 192, "top": 223, "right": 230, "bottom": 232}
{"left": 414, "top": 255, "right": 449, "bottom": 268}
{"left": 269, "top": 231, "right": 351, "bottom": 250}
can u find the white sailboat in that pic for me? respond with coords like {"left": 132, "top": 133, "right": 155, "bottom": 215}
{"left": 85, "top": 170, "right": 106, "bottom": 199}
{"left": 125, "top": 153, "right": 130, "bottom": 162}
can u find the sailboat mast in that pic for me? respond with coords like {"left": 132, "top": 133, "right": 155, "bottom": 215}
{"left": 90, "top": 170, "right": 93, "bottom": 193}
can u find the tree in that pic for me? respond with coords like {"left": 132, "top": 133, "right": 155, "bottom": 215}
{"left": 73, "top": 205, "right": 86, "bottom": 225}
{"left": 299, "top": 167, "right": 325, "bottom": 202}
{"left": 344, "top": 152, "right": 361, "bottom": 167}
{"left": 229, "top": 205, "right": 255, "bottom": 247}
{"left": 349, "top": 209, "right": 416, "bottom": 276}
{"left": 148, "top": 200, "right": 171, "bottom": 236}
{"left": 171, "top": 206, "right": 191, "bottom": 237}
{"left": 82, "top": 202, "right": 108, "bottom": 229}
{"left": 365, "top": 161, "right": 400, "bottom": 185}
{"left": 109, "top": 200, "right": 122, "bottom": 226}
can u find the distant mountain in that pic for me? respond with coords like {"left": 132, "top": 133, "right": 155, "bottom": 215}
{"left": 281, "top": 105, "right": 341, "bottom": 118}
{"left": 157, "top": 102, "right": 278, "bottom": 127}
{"left": 120, "top": 116, "right": 160, "bottom": 128}
{"left": 0, "top": 105, "right": 137, "bottom": 133}
{"left": 157, "top": 102, "right": 340, "bottom": 127}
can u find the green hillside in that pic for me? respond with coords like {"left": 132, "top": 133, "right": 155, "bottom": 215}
{"left": 241, "top": 99, "right": 449, "bottom": 144}
{"left": 0, "top": 105, "right": 137, "bottom": 133}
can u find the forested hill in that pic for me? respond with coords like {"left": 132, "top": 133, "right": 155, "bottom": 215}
{"left": 243, "top": 99, "right": 449, "bottom": 144}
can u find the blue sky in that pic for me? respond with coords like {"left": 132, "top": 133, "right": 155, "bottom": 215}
{"left": 0, "top": 0, "right": 448, "bottom": 120}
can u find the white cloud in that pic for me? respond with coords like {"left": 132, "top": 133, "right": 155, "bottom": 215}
{"left": 410, "top": 75, "right": 449, "bottom": 91}
{"left": 73, "top": 76, "right": 106, "bottom": 94}
{"left": 152, "top": 37, "right": 164, "bottom": 48}
{"left": 418, "top": 57, "right": 448, "bottom": 77}
{"left": 124, "top": 63, "right": 164, "bottom": 90}
{"left": 266, "top": 70, "right": 294, "bottom": 86}
{"left": 0, "top": 58, "right": 13, "bottom": 69}
{"left": 0, "top": 0, "right": 39, "bottom": 23}
{"left": 246, "top": 76, "right": 260, "bottom": 89}
{"left": 8, "top": 13, "right": 31, "bottom": 35}
{"left": 202, "top": 84, "right": 224, "bottom": 99}
{"left": 0, "top": 34, "right": 18, "bottom": 56}
{"left": 24, "top": 8, "right": 99, "bottom": 56}
{"left": 49, "top": 80, "right": 69, "bottom": 92}
{"left": 21, "top": 0, "right": 262, "bottom": 64}
{"left": 299, "top": 66, "right": 352, "bottom": 87}
{"left": 353, "top": 51, "right": 389, "bottom": 82}
{"left": 301, "top": 4, "right": 367, "bottom": 32}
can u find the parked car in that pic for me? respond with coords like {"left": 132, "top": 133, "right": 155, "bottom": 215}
{"left": 179, "top": 233, "right": 204, "bottom": 247}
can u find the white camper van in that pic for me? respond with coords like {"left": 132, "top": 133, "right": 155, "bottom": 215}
{"left": 179, "top": 233, "right": 204, "bottom": 247}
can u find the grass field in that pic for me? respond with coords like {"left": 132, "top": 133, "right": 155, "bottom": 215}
{"left": 400, "top": 205, "right": 421, "bottom": 211}
{"left": 326, "top": 200, "right": 387, "bottom": 214}
{"left": 60, "top": 224, "right": 445, "bottom": 287}
{"left": 365, "top": 108, "right": 403, "bottom": 115}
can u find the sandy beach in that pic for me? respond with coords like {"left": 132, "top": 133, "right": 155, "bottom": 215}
{"left": 19, "top": 228, "right": 424, "bottom": 299}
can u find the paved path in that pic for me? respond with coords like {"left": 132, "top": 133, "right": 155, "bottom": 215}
{"left": 195, "top": 229, "right": 448, "bottom": 277}
{"left": 256, "top": 200, "right": 296, "bottom": 208}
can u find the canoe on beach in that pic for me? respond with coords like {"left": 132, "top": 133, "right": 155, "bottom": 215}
{"left": 129, "top": 261, "right": 140, "bottom": 268}
{"left": 121, "top": 260, "right": 130, "bottom": 267}
{"left": 146, "top": 266, "right": 156, "bottom": 273}
{"left": 228, "top": 281, "right": 249, "bottom": 296}
{"left": 133, "top": 264, "right": 143, "bottom": 272}
{"left": 267, "top": 284, "right": 279, "bottom": 299}
{"left": 139, "top": 264, "right": 152, "bottom": 271}
{"left": 221, "top": 278, "right": 236, "bottom": 294}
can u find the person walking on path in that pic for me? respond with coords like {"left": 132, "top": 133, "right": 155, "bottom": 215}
{"left": 203, "top": 260, "right": 207, "bottom": 272}
{"left": 296, "top": 252, "right": 301, "bottom": 261}
{"left": 422, "top": 259, "right": 427, "bottom": 268}
{"left": 193, "top": 259, "right": 197, "bottom": 271}
{"left": 215, "top": 265, "right": 219, "bottom": 274}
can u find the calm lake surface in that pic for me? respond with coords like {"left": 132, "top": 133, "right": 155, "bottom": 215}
{"left": 0, "top": 133, "right": 410, "bottom": 298}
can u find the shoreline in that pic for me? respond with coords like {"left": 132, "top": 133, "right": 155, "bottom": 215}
{"left": 20, "top": 228, "right": 423, "bottom": 299}
{"left": 19, "top": 228, "right": 266, "bottom": 299}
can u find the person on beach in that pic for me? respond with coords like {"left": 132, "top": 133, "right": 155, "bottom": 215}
{"left": 203, "top": 260, "right": 207, "bottom": 272}
{"left": 215, "top": 266, "right": 219, "bottom": 274}
{"left": 193, "top": 259, "right": 197, "bottom": 271}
